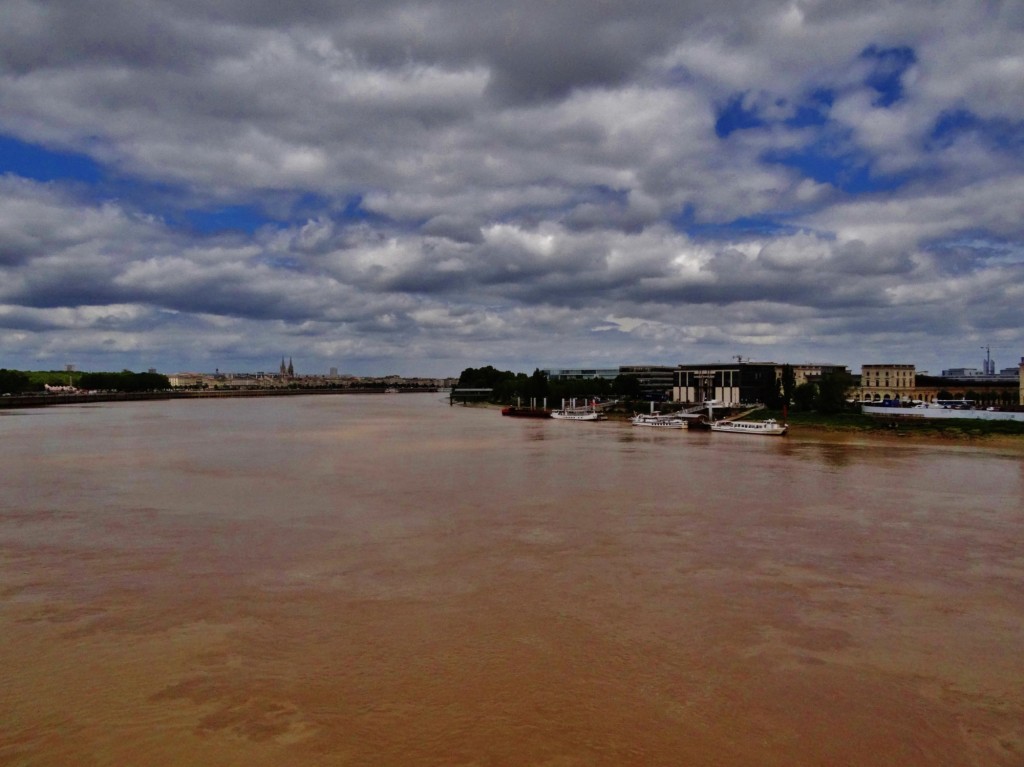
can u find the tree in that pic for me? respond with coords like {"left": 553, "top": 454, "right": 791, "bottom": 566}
{"left": 765, "top": 377, "right": 784, "bottom": 409}
{"left": 77, "top": 370, "right": 171, "bottom": 392}
{"left": 612, "top": 373, "right": 641, "bottom": 398}
{"left": 793, "top": 382, "right": 817, "bottom": 411}
{"left": 526, "top": 368, "right": 549, "bottom": 399}
{"left": 815, "top": 371, "right": 855, "bottom": 413}
{"left": 0, "top": 369, "right": 33, "bottom": 394}
{"left": 780, "top": 365, "right": 796, "bottom": 405}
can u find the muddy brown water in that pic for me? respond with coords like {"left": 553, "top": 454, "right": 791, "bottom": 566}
{"left": 1, "top": 394, "right": 1022, "bottom": 766}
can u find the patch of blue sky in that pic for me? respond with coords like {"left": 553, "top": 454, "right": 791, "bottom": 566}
{"left": 0, "top": 134, "right": 104, "bottom": 183}
{"left": 322, "top": 194, "right": 390, "bottom": 226}
{"left": 763, "top": 143, "right": 905, "bottom": 194}
{"left": 928, "top": 110, "right": 1024, "bottom": 152}
{"left": 182, "top": 204, "right": 275, "bottom": 235}
{"left": 339, "top": 194, "right": 375, "bottom": 221}
{"left": 714, "top": 94, "right": 768, "bottom": 138}
{"left": 0, "top": 133, "right": 382, "bottom": 237}
{"left": 784, "top": 89, "right": 834, "bottom": 128}
{"left": 673, "top": 204, "right": 805, "bottom": 239}
{"left": 173, "top": 192, "right": 387, "bottom": 236}
{"left": 860, "top": 45, "right": 916, "bottom": 107}
{"left": 716, "top": 89, "right": 834, "bottom": 138}
{"left": 926, "top": 231, "right": 1024, "bottom": 266}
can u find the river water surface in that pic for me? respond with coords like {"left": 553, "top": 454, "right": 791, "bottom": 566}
{"left": 1, "top": 393, "right": 1022, "bottom": 766}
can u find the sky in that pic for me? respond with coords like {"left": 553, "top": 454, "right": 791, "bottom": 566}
{"left": 1, "top": 1, "right": 1023, "bottom": 377}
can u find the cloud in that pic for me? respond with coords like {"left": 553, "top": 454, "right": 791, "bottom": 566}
{"left": 0, "top": 0, "right": 1022, "bottom": 376}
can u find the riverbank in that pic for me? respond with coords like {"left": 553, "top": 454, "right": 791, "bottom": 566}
{"left": 0, "top": 387, "right": 432, "bottom": 410}
{"left": 603, "top": 402, "right": 1024, "bottom": 444}
{"left": 8, "top": 392, "right": 1023, "bottom": 445}
{"left": 750, "top": 407, "right": 1024, "bottom": 448}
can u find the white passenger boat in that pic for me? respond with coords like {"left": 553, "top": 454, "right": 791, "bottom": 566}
{"left": 551, "top": 399, "right": 605, "bottom": 421}
{"left": 709, "top": 418, "right": 788, "bottom": 436}
{"left": 631, "top": 412, "right": 685, "bottom": 428}
{"left": 551, "top": 406, "right": 603, "bottom": 421}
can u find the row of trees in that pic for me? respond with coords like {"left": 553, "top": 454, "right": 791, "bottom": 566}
{"left": 77, "top": 371, "right": 171, "bottom": 392}
{"left": 0, "top": 369, "right": 34, "bottom": 394}
{"left": 788, "top": 368, "right": 857, "bottom": 414}
{"left": 0, "top": 369, "right": 171, "bottom": 395}
{"left": 765, "top": 365, "right": 857, "bottom": 413}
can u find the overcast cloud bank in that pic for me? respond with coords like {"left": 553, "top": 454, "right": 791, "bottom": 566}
{"left": 1, "top": 0, "right": 1022, "bottom": 376}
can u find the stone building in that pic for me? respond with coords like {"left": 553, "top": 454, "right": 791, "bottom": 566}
{"left": 857, "top": 364, "right": 917, "bottom": 403}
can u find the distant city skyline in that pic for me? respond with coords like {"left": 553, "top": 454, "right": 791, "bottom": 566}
{"left": 1, "top": 2, "right": 1022, "bottom": 377}
{"left": 36, "top": 347, "right": 1021, "bottom": 380}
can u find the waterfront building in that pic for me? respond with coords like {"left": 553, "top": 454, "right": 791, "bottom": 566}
{"left": 790, "top": 363, "right": 849, "bottom": 387}
{"left": 940, "top": 366, "right": 1020, "bottom": 381}
{"left": 672, "top": 362, "right": 779, "bottom": 406}
{"left": 543, "top": 368, "right": 619, "bottom": 382}
{"left": 857, "top": 364, "right": 917, "bottom": 403}
{"left": 617, "top": 365, "right": 676, "bottom": 400}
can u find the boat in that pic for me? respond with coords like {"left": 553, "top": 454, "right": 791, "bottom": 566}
{"left": 631, "top": 402, "right": 685, "bottom": 428}
{"left": 551, "top": 406, "right": 603, "bottom": 421}
{"left": 631, "top": 412, "right": 685, "bottom": 428}
{"left": 550, "top": 399, "right": 605, "bottom": 421}
{"left": 501, "top": 405, "right": 551, "bottom": 418}
{"left": 709, "top": 418, "right": 788, "bottom": 436}
{"left": 686, "top": 416, "right": 712, "bottom": 431}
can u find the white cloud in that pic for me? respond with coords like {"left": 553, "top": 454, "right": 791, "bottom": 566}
{"left": 0, "top": 0, "right": 1022, "bottom": 375}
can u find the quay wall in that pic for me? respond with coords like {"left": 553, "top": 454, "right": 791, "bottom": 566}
{"left": 862, "top": 404, "right": 1024, "bottom": 422}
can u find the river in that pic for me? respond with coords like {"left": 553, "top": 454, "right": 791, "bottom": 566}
{"left": 1, "top": 393, "right": 1022, "bottom": 766}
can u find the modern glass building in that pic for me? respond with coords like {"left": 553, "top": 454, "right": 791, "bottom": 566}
{"left": 673, "top": 363, "right": 780, "bottom": 406}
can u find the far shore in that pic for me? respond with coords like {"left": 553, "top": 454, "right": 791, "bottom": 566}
{"left": 6, "top": 389, "right": 1023, "bottom": 446}
{"left": 0, "top": 386, "right": 436, "bottom": 410}
{"left": 473, "top": 400, "right": 1024, "bottom": 446}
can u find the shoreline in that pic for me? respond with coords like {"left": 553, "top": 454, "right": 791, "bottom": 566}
{"left": 490, "top": 401, "right": 1024, "bottom": 446}
{"left": 0, "top": 387, "right": 436, "bottom": 410}
{"left": 7, "top": 392, "right": 1023, "bottom": 447}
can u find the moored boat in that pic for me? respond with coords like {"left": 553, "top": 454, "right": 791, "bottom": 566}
{"left": 550, "top": 407, "right": 603, "bottom": 421}
{"left": 550, "top": 399, "right": 605, "bottom": 421}
{"left": 709, "top": 418, "right": 788, "bottom": 436}
{"left": 631, "top": 412, "right": 685, "bottom": 428}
